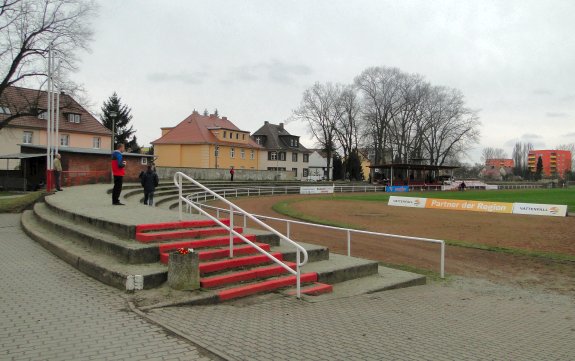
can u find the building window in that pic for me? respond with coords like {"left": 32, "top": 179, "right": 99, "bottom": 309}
{"left": 229, "top": 132, "right": 233, "bottom": 139}
{"left": 92, "top": 137, "right": 101, "bottom": 149}
{"left": 242, "top": 134, "right": 246, "bottom": 140}
{"left": 303, "top": 154, "right": 309, "bottom": 163}
{"left": 292, "top": 152, "right": 298, "bottom": 162}
{"left": 256, "top": 137, "right": 262, "bottom": 145}
{"left": 230, "top": 147, "right": 235, "bottom": 158}
{"left": 303, "top": 168, "right": 309, "bottom": 177}
{"left": 269, "top": 151, "right": 277, "bottom": 161}
{"left": 223, "top": 131, "right": 227, "bottom": 138}
{"left": 141, "top": 157, "right": 148, "bottom": 165}
{"left": 236, "top": 133, "right": 239, "bottom": 139}
{"left": 23, "top": 131, "right": 33, "bottom": 144}
{"left": 60, "top": 134, "right": 70, "bottom": 147}
{"left": 68, "top": 113, "right": 80, "bottom": 123}
{"left": 0, "top": 106, "right": 11, "bottom": 114}
{"left": 250, "top": 150, "right": 255, "bottom": 160}
{"left": 240, "top": 149, "right": 245, "bottom": 159}
{"left": 278, "top": 152, "right": 286, "bottom": 161}
{"left": 292, "top": 168, "right": 298, "bottom": 176}
{"left": 38, "top": 111, "right": 47, "bottom": 120}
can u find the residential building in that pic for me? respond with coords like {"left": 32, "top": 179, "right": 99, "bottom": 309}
{"left": 307, "top": 149, "right": 332, "bottom": 181}
{"left": 528, "top": 150, "right": 572, "bottom": 178}
{"left": 152, "top": 111, "right": 261, "bottom": 169}
{"left": 251, "top": 121, "right": 311, "bottom": 180}
{"left": 0, "top": 86, "right": 111, "bottom": 169}
{"left": 482, "top": 158, "right": 514, "bottom": 180}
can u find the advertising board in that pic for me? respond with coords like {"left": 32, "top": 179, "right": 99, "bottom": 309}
{"left": 388, "top": 196, "right": 427, "bottom": 208}
{"left": 512, "top": 203, "right": 568, "bottom": 217}
{"left": 300, "top": 186, "right": 335, "bottom": 195}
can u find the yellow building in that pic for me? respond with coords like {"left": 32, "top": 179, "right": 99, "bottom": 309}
{"left": 152, "top": 111, "right": 261, "bottom": 169}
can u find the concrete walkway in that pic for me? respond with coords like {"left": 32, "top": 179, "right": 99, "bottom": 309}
{"left": 2, "top": 187, "right": 575, "bottom": 360}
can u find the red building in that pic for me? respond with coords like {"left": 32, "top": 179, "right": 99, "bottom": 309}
{"left": 482, "top": 158, "right": 514, "bottom": 180}
{"left": 528, "top": 150, "right": 572, "bottom": 178}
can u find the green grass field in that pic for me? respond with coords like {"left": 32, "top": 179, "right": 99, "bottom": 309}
{"left": 327, "top": 187, "right": 575, "bottom": 212}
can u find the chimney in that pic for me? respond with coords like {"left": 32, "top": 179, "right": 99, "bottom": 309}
{"left": 264, "top": 121, "right": 269, "bottom": 125}
{"left": 279, "top": 123, "right": 284, "bottom": 130}
{"left": 222, "top": 116, "right": 227, "bottom": 121}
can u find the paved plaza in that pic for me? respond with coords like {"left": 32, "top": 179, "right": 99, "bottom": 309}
{"left": 1, "top": 212, "right": 574, "bottom": 360}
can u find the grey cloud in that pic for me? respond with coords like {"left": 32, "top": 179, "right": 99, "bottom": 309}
{"left": 227, "top": 60, "right": 312, "bottom": 84}
{"left": 147, "top": 72, "right": 207, "bottom": 84}
{"left": 504, "top": 133, "right": 545, "bottom": 147}
{"left": 532, "top": 89, "right": 552, "bottom": 95}
{"left": 546, "top": 112, "right": 569, "bottom": 118}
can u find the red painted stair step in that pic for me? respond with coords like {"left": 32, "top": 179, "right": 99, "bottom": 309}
{"left": 217, "top": 272, "right": 319, "bottom": 301}
{"left": 159, "top": 243, "right": 271, "bottom": 264}
{"left": 201, "top": 262, "right": 297, "bottom": 288}
{"left": 158, "top": 234, "right": 256, "bottom": 253}
{"left": 136, "top": 226, "right": 244, "bottom": 243}
{"left": 199, "top": 252, "right": 284, "bottom": 274}
{"left": 136, "top": 219, "right": 230, "bottom": 232}
{"left": 286, "top": 282, "right": 333, "bottom": 296}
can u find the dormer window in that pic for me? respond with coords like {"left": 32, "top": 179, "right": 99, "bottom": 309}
{"left": 38, "top": 111, "right": 47, "bottom": 119}
{"left": 0, "top": 105, "right": 11, "bottom": 114}
{"left": 68, "top": 113, "right": 80, "bottom": 123}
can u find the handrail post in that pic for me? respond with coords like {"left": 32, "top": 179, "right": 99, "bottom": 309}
{"left": 287, "top": 221, "right": 290, "bottom": 238}
{"left": 440, "top": 241, "right": 445, "bottom": 279}
{"left": 296, "top": 251, "right": 301, "bottom": 299}
{"left": 178, "top": 174, "right": 183, "bottom": 221}
{"left": 347, "top": 230, "right": 351, "bottom": 257}
{"left": 229, "top": 205, "right": 234, "bottom": 258}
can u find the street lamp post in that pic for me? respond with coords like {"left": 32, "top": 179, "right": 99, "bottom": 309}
{"left": 109, "top": 111, "right": 117, "bottom": 151}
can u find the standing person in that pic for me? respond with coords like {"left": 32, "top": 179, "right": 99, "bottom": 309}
{"left": 229, "top": 166, "right": 235, "bottom": 181}
{"left": 53, "top": 153, "right": 63, "bottom": 191}
{"left": 111, "top": 144, "right": 126, "bottom": 205}
{"left": 139, "top": 165, "right": 159, "bottom": 206}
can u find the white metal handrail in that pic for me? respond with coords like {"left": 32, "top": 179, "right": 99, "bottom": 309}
{"left": 185, "top": 186, "right": 446, "bottom": 278}
{"left": 174, "top": 172, "right": 309, "bottom": 298}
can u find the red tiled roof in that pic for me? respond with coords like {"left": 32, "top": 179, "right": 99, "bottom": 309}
{"left": 152, "top": 112, "right": 262, "bottom": 148}
{"left": 0, "top": 86, "right": 110, "bottom": 135}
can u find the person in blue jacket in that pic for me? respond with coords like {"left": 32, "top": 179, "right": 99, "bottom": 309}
{"left": 111, "top": 143, "right": 126, "bottom": 205}
{"left": 139, "top": 165, "right": 159, "bottom": 206}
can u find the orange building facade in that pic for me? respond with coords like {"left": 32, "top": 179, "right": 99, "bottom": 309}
{"left": 528, "top": 150, "right": 572, "bottom": 177}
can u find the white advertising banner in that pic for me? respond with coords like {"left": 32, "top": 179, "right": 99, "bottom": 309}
{"left": 388, "top": 196, "right": 427, "bottom": 208}
{"left": 300, "top": 186, "right": 335, "bottom": 195}
{"left": 512, "top": 203, "right": 568, "bottom": 217}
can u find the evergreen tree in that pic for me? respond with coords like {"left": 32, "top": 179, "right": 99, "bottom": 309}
{"left": 332, "top": 154, "right": 344, "bottom": 180}
{"left": 345, "top": 149, "right": 364, "bottom": 181}
{"left": 535, "top": 156, "right": 543, "bottom": 181}
{"left": 203, "top": 108, "right": 209, "bottom": 116}
{"left": 100, "top": 92, "right": 138, "bottom": 151}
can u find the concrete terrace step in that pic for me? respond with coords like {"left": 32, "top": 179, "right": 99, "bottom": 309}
{"left": 21, "top": 210, "right": 168, "bottom": 289}
{"left": 32, "top": 202, "right": 159, "bottom": 264}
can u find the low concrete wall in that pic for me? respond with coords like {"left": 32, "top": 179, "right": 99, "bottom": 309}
{"left": 156, "top": 166, "right": 296, "bottom": 181}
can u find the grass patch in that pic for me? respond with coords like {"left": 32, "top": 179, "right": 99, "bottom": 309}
{"left": 317, "top": 187, "right": 575, "bottom": 212}
{"left": 272, "top": 199, "right": 362, "bottom": 230}
{"left": 0, "top": 191, "right": 45, "bottom": 213}
{"left": 444, "top": 239, "right": 575, "bottom": 262}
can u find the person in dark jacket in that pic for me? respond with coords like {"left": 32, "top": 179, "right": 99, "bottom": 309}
{"left": 139, "top": 165, "right": 159, "bottom": 206}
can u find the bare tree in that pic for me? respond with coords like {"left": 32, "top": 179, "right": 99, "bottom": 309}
{"left": 294, "top": 82, "right": 343, "bottom": 180}
{"left": 512, "top": 142, "right": 533, "bottom": 179}
{"left": 480, "top": 147, "right": 508, "bottom": 163}
{"left": 0, "top": 0, "right": 97, "bottom": 129}
{"left": 420, "top": 86, "right": 480, "bottom": 166}
{"left": 333, "top": 84, "right": 361, "bottom": 179}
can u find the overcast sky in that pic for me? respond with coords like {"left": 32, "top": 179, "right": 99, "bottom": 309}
{"left": 75, "top": 0, "right": 575, "bottom": 163}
